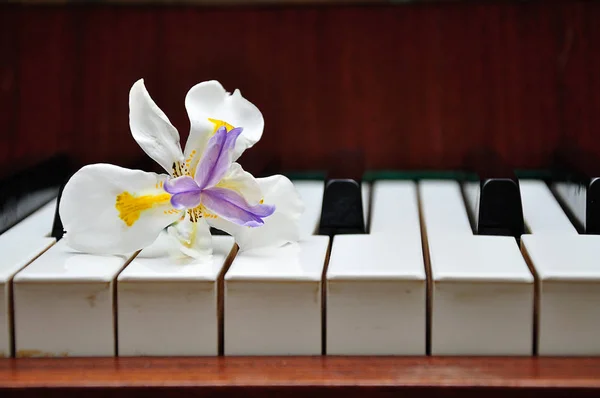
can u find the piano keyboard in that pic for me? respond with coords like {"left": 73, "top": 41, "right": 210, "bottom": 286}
{"left": 1, "top": 176, "right": 599, "bottom": 358}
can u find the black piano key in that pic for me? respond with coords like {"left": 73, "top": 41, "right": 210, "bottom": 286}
{"left": 551, "top": 147, "right": 600, "bottom": 234}
{"left": 0, "top": 154, "right": 73, "bottom": 236}
{"left": 463, "top": 149, "right": 524, "bottom": 239}
{"left": 318, "top": 150, "right": 366, "bottom": 236}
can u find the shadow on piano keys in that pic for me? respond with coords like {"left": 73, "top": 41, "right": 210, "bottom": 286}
{"left": 1, "top": 149, "right": 600, "bottom": 397}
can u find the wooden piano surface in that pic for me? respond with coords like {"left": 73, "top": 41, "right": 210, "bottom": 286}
{"left": 1, "top": 357, "right": 600, "bottom": 396}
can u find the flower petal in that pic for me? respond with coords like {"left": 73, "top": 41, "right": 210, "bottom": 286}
{"left": 59, "top": 163, "right": 183, "bottom": 255}
{"left": 164, "top": 176, "right": 199, "bottom": 194}
{"left": 167, "top": 218, "right": 213, "bottom": 259}
{"left": 129, "top": 79, "right": 184, "bottom": 175}
{"left": 214, "top": 162, "right": 262, "bottom": 205}
{"left": 194, "top": 126, "right": 243, "bottom": 190}
{"left": 171, "top": 191, "right": 202, "bottom": 210}
{"left": 183, "top": 81, "right": 264, "bottom": 175}
{"left": 201, "top": 188, "right": 275, "bottom": 227}
{"left": 206, "top": 175, "right": 304, "bottom": 250}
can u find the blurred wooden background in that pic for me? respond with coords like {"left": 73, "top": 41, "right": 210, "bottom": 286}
{"left": 0, "top": 1, "right": 598, "bottom": 176}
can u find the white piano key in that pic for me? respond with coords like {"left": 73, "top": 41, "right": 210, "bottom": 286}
{"left": 420, "top": 180, "right": 534, "bottom": 355}
{"left": 326, "top": 234, "right": 426, "bottom": 355}
{"left": 5, "top": 198, "right": 57, "bottom": 239}
{"left": 326, "top": 180, "right": 424, "bottom": 355}
{"left": 462, "top": 181, "right": 480, "bottom": 227}
{"left": 224, "top": 235, "right": 329, "bottom": 355}
{"left": 13, "top": 239, "right": 134, "bottom": 357}
{"left": 519, "top": 180, "right": 577, "bottom": 234}
{"left": 362, "top": 182, "right": 371, "bottom": 229}
{"left": 429, "top": 235, "right": 534, "bottom": 355}
{"left": 521, "top": 234, "right": 600, "bottom": 355}
{"left": 117, "top": 233, "right": 236, "bottom": 356}
{"left": 369, "top": 181, "right": 420, "bottom": 234}
{"left": 418, "top": 180, "right": 473, "bottom": 237}
{"left": 0, "top": 198, "right": 57, "bottom": 357}
{"left": 292, "top": 180, "right": 324, "bottom": 237}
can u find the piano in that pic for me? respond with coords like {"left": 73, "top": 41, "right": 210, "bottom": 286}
{"left": 2, "top": 0, "right": 600, "bottom": 395}
{"left": 0, "top": 148, "right": 600, "bottom": 396}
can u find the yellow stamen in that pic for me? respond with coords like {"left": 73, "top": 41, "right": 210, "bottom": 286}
{"left": 208, "top": 118, "right": 235, "bottom": 135}
{"left": 186, "top": 150, "right": 196, "bottom": 165}
{"left": 115, "top": 192, "right": 171, "bottom": 227}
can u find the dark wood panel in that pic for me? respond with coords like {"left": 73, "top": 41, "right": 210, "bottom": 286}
{"left": 1, "top": 1, "right": 599, "bottom": 175}
{"left": 15, "top": 8, "right": 77, "bottom": 169}
{"left": 561, "top": 1, "right": 600, "bottom": 157}
{"left": 76, "top": 7, "right": 160, "bottom": 166}
{"left": 1, "top": 357, "right": 600, "bottom": 397}
{"left": 0, "top": 7, "right": 19, "bottom": 175}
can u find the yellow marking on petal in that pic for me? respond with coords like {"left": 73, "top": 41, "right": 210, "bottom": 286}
{"left": 260, "top": 199, "right": 264, "bottom": 204}
{"left": 208, "top": 118, "right": 235, "bottom": 135}
{"left": 115, "top": 191, "right": 171, "bottom": 227}
{"left": 214, "top": 178, "right": 246, "bottom": 195}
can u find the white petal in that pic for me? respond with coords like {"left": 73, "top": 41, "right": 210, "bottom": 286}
{"left": 184, "top": 81, "right": 264, "bottom": 174}
{"left": 207, "top": 175, "right": 304, "bottom": 251}
{"left": 214, "top": 163, "right": 262, "bottom": 205}
{"left": 166, "top": 218, "right": 213, "bottom": 259}
{"left": 59, "top": 164, "right": 183, "bottom": 255}
{"left": 130, "top": 79, "right": 184, "bottom": 174}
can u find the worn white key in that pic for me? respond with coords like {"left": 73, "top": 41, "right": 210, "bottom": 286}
{"left": 293, "top": 180, "right": 324, "bottom": 237}
{"left": 326, "top": 234, "right": 425, "bottom": 355}
{"left": 420, "top": 180, "right": 534, "bottom": 355}
{"left": 117, "top": 233, "right": 236, "bottom": 356}
{"left": 224, "top": 235, "right": 329, "bottom": 355}
{"left": 0, "top": 198, "right": 57, "bottom": 357}
{"left": 429, "top": 235, "right": 534, "bottom": 355}
{"left": 520, "top": 181, "right": 600, "bottom": 355}
{"left": 521, "top": 234, "right": 600, "bottom": 355}
{"left": 369, "top": 181, "right": 420, "bottom": 234}
{"left": 13, "top": 239, "right": 134, "bottom": 357}
{"left": 520, "top": 180, "right": 577, "bottom": 234}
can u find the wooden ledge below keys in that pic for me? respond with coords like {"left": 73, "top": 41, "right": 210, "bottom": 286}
{"left": 1, "top": 357, "right": 600, "bottom": 397}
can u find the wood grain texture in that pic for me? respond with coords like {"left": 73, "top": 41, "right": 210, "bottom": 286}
{"left": 1, "top": 1, "right": 599, "bottom": 175}
{"left": 0, "top": 357, "right": 600, "bottom": 397}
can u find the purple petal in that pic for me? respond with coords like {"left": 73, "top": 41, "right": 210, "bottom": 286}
{"left": 164, "top": 176, "right": 199, "bottom": 194}
{"left": 194, "top": 126, "right": 243, "bottom": 190}
{"left": 171, "top": 191, "right": 202, "bottom": 209}
{"left": 201, "top": 187, "right": 275, "bottom": 227}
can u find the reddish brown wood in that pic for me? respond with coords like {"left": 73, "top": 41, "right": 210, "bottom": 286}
{"left": 0, "top": 0, "right": 600, "bottom": 176}
{"left": 1, "top": 1, "right": 600, "bottom": 175}
{"left": 0, "top": 7, "right": 18, "bottom": 176}
{"left": 0, "top": 357, "right": 599, "bottom": 397}
{"left": 15, "top": 7, "right": 77, "bottom": 168}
